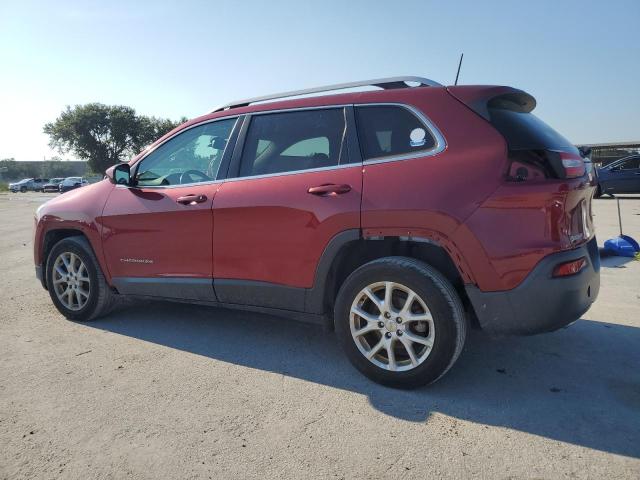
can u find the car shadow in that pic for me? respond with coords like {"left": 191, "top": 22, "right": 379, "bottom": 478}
{"left": 599, "top": 250, "right": 637, "bottom": 268}
{"left": 88, "top": 301, "right": 640, "bottom": 458}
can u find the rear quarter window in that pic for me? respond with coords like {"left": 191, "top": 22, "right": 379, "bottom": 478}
{"left": 355, "top": 105, "right": 436, "bottom": 160}
{"left": 489, "top": 109, "right": 578, "bottom": 153}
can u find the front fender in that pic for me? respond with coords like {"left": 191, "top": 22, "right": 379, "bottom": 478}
{"left": 34, "top": 180, "right": 114, "bottom": 283}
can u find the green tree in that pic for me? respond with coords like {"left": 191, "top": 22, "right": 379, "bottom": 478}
{"left": 44, "top": 103, "right": 186, "bottom": 173}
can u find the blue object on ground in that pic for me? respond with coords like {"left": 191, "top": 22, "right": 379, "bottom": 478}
{"left": 603, "top": 235, "right": 640, "bottom": 258}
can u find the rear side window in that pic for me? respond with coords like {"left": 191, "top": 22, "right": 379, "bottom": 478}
{"left": 614, "top": 156, "right": 640, "bottom": 170}
{"left": 239, "top": 108, "right": 346, "bottom": 177}
{"left": 355, "top": 106, "right": 436, "bottom": 160}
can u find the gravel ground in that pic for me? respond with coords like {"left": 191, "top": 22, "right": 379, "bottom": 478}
{"left": 1, "top": 192, "right": 639, "bottom": 479}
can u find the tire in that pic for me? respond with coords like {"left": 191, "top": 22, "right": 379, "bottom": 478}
{"left": 334, "top": 256, "right": 467, "bottom": 388}
{"left": 594, "top": 185, "right": 602, "bottom": 198}
{"left": 20, "top": 187, "right": 26, "bottom": 193}
{"left": 46, "top": 236, "right": 116, "bottom": 321}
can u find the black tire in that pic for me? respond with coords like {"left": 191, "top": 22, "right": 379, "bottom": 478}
{"left": 20, "top": 187, "right": 26, "bottom": 193}
{"left": 334, "top": 256, "right": 467, "bottom": 388}
{"left": 46, "top": 236, "right": 116, "bottom": 321}
{"left": 594, "top": 185, "right": 602, "bottom": 198}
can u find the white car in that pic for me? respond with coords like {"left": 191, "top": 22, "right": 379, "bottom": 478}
{"left": 59, "top": 177, "right": 89, "bottom": 193}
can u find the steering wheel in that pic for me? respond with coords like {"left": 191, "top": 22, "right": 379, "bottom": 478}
{"left": 179, "top": 170, "right": 210, "bottom": 184}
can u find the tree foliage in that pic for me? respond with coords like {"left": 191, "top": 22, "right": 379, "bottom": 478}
{"left": 44, "top": 103, "right": 186, "bottom": 173}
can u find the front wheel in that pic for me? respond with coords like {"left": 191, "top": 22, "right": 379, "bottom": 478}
{"left": 46, "top": 236, "right": 116, "bottom": 321}
{"left": 334, "top": 257, "right": 467, "bottom": 388}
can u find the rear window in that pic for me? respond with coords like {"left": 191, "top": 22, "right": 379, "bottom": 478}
{"left": 355, "top": 106, "right": 436, "bottom": 160}
{"left": 489, "top": 109, "right": 578, "bottom": 153}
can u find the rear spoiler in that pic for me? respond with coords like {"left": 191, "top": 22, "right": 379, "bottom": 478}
{"left": 446, "top": 86, "right": 536, "bottom": 120}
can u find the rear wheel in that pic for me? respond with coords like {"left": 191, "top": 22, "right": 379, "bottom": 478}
{"left": 334, "top": 257, "right": 467, "bottom": 388}
{"left": 46, "top": 236, "right": 116, "bottom": 321}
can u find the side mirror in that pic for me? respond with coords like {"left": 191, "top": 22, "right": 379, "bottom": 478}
{"left": 107, "top": 163, "right": 131, "bottom": 185}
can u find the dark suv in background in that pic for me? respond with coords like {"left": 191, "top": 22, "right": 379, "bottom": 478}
{"left": 33, "top": 76, "right": 599, "bottom": 387}
{"left": 596, "top": 154, "right": 640, "bottom": 196}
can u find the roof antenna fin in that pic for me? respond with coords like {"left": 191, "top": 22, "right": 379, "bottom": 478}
{"left": 454, "top": 53, "right": 464, "bottom": 86}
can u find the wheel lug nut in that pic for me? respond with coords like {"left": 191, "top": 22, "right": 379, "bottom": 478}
{"left": 396, "top": 317, "right": 402, "bottom": 323}
{"left": 384, "top": 312, "right": 391, "bottom": 319}
{"left": 378, "top": 321, "right": 385, "bottom": 328}
{"left": 385, "top": 332, "right": 392, "bottom": 339}
{"left": 397, "top": 330, "right": 403, "bottom": 336}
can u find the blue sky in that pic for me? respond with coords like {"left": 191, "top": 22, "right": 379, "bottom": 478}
{"left": 0, "top": 0, "right": 638, "bottom": 161}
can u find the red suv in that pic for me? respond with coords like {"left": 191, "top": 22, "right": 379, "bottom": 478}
{"left": 33, "top": 77, "right": 600, "bottom": 387}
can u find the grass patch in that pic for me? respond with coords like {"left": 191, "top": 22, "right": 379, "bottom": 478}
{"left": 0, "top": 182, "right": 8, "bottom": 192}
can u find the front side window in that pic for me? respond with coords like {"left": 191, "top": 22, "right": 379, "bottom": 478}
{"left": 239, "top": 108, "right": 346, "bottom": 177}
{"left": 135, "top": 118, "right": 236, "bottom": 186}
{"left": 355, "top": 105, "right": 436, "bottom": 160}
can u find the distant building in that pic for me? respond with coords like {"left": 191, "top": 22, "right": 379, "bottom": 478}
{"left": 576, "top": 141, "right": 640, "bottom": 166}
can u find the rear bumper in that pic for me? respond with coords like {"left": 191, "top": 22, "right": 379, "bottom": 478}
{"left": 465, "top": 237, "right": 600, "bottom": 335}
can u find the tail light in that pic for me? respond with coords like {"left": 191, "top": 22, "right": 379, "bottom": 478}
{"left": 552, "top": 257, "right": 587, "bottom": 277}
{"left": 559, "top": 152, "right": 586, "bottom": 178}
{"left": 507, "top": 150, "right": 586, "bottom": 182}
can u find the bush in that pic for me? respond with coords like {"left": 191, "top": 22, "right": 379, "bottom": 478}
{"left": 0, "top": 182, "right": 8, "bottom": 192}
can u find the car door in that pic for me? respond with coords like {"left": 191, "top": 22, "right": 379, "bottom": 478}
{"left": 212, "top": 107, "right": 362, "bottom": 311}
{"left": 101, "top": 116, "right": 240, "bottom": 300}
{"left": 608, "top": 156, "right": 640, "bottom": 193}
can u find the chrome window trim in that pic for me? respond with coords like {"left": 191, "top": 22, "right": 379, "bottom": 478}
{"left": 121, "top": 102, "right": 446, "bottom": 189}
{"left": 128, "top": 116, "right": 240, "bottom": 189}
{"left": 355, "top": 103, "right": 447, "bottom": 166}
{"left": 222, "top": 162, "right": 361, "bottom": 183}
{"left": 223, "top": 103, "right": 446, "bottom": 181}
{"left": 246, "top": 104, "right": 351, "bottom": 116}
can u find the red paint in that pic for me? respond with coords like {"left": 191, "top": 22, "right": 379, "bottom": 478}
{"left": 33, "top": 83, "right": 596, "bottom": 297}
{"left": 100, "top": 184, "right": 219, "bottom": 279}
{"left": 213, "top": 166, "right": 361, "bottom": 287}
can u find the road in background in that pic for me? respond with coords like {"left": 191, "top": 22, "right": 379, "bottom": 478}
{"left": 1, "top": 192, "right": 639, "bottom": 479}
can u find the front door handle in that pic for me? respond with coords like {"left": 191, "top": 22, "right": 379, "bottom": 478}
{"left": 177, "top": 194, "right": 208, "bottom": 205}
{"left": 307, "top": 184, "right": 352, "bottom": 196}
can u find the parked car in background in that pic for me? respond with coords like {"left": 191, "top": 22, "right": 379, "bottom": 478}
{"left": 33, "top": 76, "right": 599, "bottom": 388}
{"left": 42, "top": 178, "right": 64, "bottom": 192}
{"left": 9, "top": 178, "right": 49, "bottom": 192}
{"left": 595, "top": 154, "right": 640, "bottom": 196}
{"left": 59, "top": 177, "right": 88, "bottom": 193}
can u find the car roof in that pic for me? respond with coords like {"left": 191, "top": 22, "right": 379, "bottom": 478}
{"left": 127, "top": 81, "right": 450, "bottom": 165}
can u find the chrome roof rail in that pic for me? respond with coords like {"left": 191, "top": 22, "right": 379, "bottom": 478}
{"left": 212, "top": 76, "right": 442, "bottom": 112}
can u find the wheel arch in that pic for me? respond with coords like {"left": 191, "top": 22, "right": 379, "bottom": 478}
{"left": 306, "top": 230, "right": 476, "bottom": 329}
{"left": 41, "top": 229, "right": 92, "bottom": 289}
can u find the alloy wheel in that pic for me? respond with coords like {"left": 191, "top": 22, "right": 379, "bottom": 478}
{"left": 52, "top": 252, "right": 91, "bottom": 311}
{"left": 349, "top": 281, "right": 435, "bottom": 372}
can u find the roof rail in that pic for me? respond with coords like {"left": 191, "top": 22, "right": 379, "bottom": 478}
{"left": 212, "top": 76, "right": 442, "bottom": 112}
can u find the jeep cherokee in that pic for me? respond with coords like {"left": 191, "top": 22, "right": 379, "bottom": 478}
{"left": 33, "top": 76, "right": 600, "bottom": 387}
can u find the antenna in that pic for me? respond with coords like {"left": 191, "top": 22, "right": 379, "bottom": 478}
{"left": 454, "top": 53, "right": 464, "bottom": 85}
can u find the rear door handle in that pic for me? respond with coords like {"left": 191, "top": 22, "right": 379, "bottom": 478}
{"left": 177, "top": 194, "right": 208, "bottom": 205}
{"left": 307, "top": 184, "right": 352, "bottom": 196}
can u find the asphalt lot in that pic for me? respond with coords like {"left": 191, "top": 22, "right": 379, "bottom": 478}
{"left": 1, "top": 191, "right": 639, "bottom": 479}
